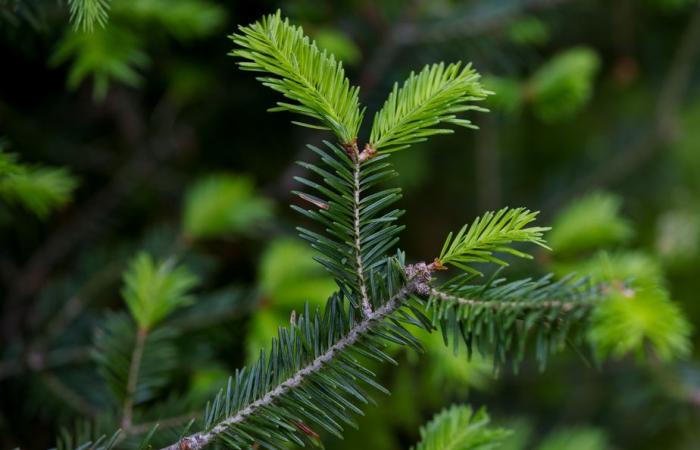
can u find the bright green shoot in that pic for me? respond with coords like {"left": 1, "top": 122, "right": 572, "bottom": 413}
{"left": 370, "top": 62, "right": 490, "bottom": 153}
{"left": 412, "top": 405, "right": 510, "bottom": 450}
{"left": 438, "top": 207, "right": 550, "bottom": 274}
{"left": 122, "top": 253, "right": 199, "bottom": 330}
{"left": 231, "top": 10, "right": 489, "bottom": 159}
{"left": 231, "top": 10, "right": 363, "bottom": 145}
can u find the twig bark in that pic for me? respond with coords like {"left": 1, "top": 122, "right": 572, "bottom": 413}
{"left": 428, "top": 287, "right": 584, "bottom": 312}
{"left": 352, "top": 155, "right": 373, "bottom": 317}
{"left": 122, "top": 328, "right": 148, "bottom": 430}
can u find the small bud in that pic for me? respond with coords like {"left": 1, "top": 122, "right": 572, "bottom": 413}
{"left": 358, "top": 144, "right": 377, "bottom": 162}
{"left": 404, "top": 261, "right": 435, "bottom": 295}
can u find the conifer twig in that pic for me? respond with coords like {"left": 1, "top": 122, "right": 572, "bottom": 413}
{"left": 122, "top": 328, "right": 148, "bottom": 430}
{"left": 429, "top": 287, "right": 581, "bottom": 312}
{"left": 352, "top": 153, "right": 373, "bottom": 317}
{"left": 156, "top": 256, "right": 598, "bottom": 450}
{"left": 160, "top": 276, "right": 426, "bottom": 450}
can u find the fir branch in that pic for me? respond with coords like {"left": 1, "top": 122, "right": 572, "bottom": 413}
{"left": 428, "top": 274, "right": 606, "bottom": 367}
{"left": 121, "top": 253, "right": 198, "bottom": 330}
{"left": 369, "top": 62, "right": 489, "bottom": 153}
{"left": 230, "top": 10, "right": 363, "bottom": 144}
{"left": 93, "top": 313, "right": 178, "bottom": 414}
{"left": 293, "top": 142, "right": 403, "bottom": 312}
{"left": 438, "top": 207, "right": 549, "bottom": 274}
{"left": 152, "top": 266, "right": 602, "bottom": 450}
{"left": 429, "top": 288, "right": 581, "bottom": 312}
{"left": 207, "top": 286, "right": 411, "bottom": 435}
{"left": 160, "top": 275, "right": 423, "bottom": 450}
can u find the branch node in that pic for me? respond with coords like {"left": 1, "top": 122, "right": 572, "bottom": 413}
{"left": 342, "top": 139, "right": 359, "bottom": 159}
{"left": 404, "top": 262, "right": 435, "bottom": 295}
{"left": 358, "top": 144, "right": 377, "bottom": 162}
{"left": 178, "top": 434, "right": 208, "bottom": 450}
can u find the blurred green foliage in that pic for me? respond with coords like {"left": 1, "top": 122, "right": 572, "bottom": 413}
{"left": 589, "top": 284, "right": 691, "bottom": 362}
{"left": 313, "top": 28, "right": 361, "bottom": 65}
{"left": 412, "top": 405, "right": 509, "bottom": 450}
{"left": 0, "top": 144, "right": 78, "bottom": 218}
{"left": 535, "top": 427, "right": 608, "bottom": 450}
{"left": 183, "top": 174, "right": 273, "bottom": 240}
{"left": 656, "top": 209, "right": 700, "bottom": 268}
{"left": 51, "top": 25, "right": 148, "bottom": 100}
{"left": 483, "top": 76, "right": 523, "bottom": 114}
{"left": 416, "top": 329, "right": 493, "bottom": 391}
{"left": 121, "top": 253, "right": 198, "bottom": 330}
{"left": 54, "top": 0, "right": 225, "bottom": 98}
{"left": 527, "top": 47, "right": 600, "bottom": 123}
{"left": 548, "top": 193, "right": 633, "bottom": 256}
{"left": 549, "top": 192, "right": 692, "bottom": 362}
{"left": 485, "top": 47, "right": 600, "bottom": 122}
{"left": 507, "top": 17, "right": 550, "bottom": 47}
{"left": 247, "top": 238, "right": 335, "bottom": 361}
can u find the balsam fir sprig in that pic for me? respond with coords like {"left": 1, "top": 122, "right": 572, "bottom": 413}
{"left": 60, "top": 10, "right": 690, "bottom": 450}
{"left": 155, "top": 11, "right": 602, "bottom": 449}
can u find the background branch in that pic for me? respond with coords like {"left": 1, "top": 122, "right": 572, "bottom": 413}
{"left": 544, "top": 2, "right": 700, "bottom": 212}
